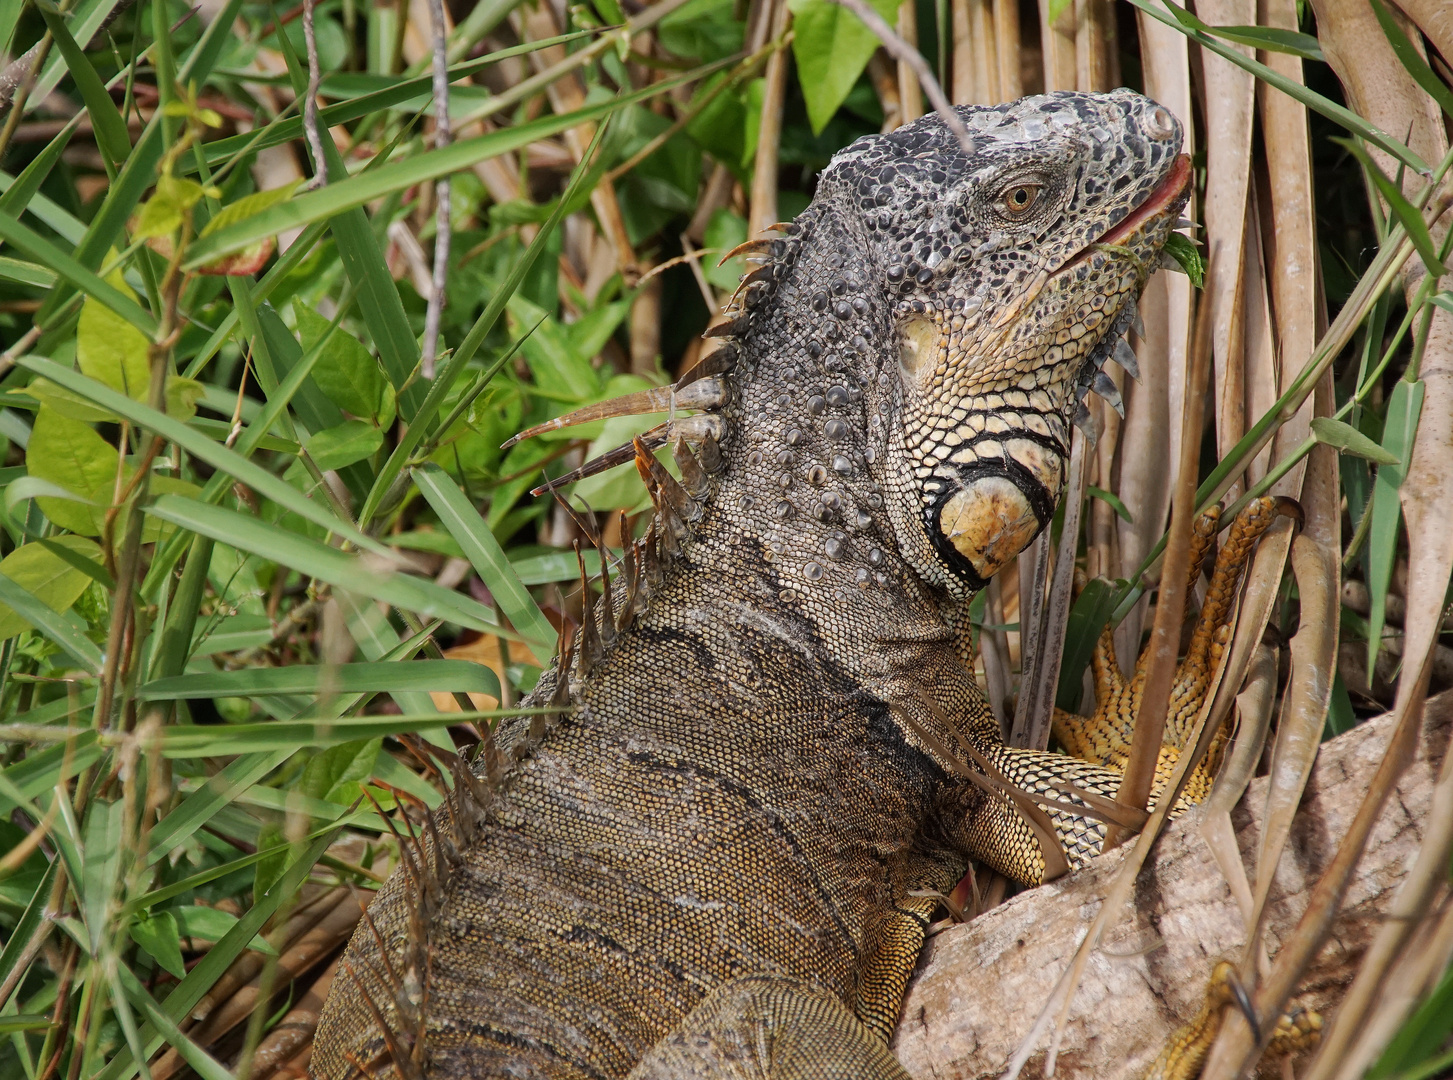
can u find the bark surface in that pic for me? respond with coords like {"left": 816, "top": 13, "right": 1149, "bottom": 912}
{"left": 893, "top": 691, "right": 1453, "bottom": 1078}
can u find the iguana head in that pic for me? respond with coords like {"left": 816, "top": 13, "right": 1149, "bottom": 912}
{"left": 812, "top": 89, "right": 1190, "bottom": 593}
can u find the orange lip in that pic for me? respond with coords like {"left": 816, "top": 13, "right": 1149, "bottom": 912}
{"left": 1099, "top": 153, "right": 1192, "bottom": 247}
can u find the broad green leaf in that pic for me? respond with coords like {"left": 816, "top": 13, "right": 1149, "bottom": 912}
{"left": 1367, "top": 378, "right": 1424, "bottom": 673}
{"left": 413, "top": 464, "right": 558, "bottom": 658}
{"left": 131, "top": 175, "right": 208, "bottom": 241}
{"left": 1310, "top": 416, "right": 1400, "bottom": 465}
{"left": 16, "top": 377, "right": 116, "bottom": 422}
{"left": 0, "top": 535, "right": 103, "bottom": 641}
{"left": 26, "top": 406, "right": 117, "bottom": 535}
{"left": 144, "top": 495, "right": 500, "bottom": 632}
{"left": 170, "top": 906, "right": 277, "bottom": 954}
{"left": 788, "top": 0, "right": 903, "bottom": 134}
{"left": 129, "top": 912, "right": 186, "bottom": 979}
{"left": 139, "top": 660, "right": 500, "bottom": 700}
{"left": 295, "top": 303, "right": 394, "bottom": 424}
{"left": 301, "top": 739, "right": 381, "bottom": 805}
{"left": 307, "top": 420, "right": 385, "bottom": 472}
{"left": 193, "top": 181, "right": 302, "bottom": 276}
{"left": 78, "top": 269, "right": 152, "bottom": 400}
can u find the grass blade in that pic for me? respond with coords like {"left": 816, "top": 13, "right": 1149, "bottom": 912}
{"left": 138, "top": 659, "right": 500, "bottom": 699}
{"left": 16, "top": 355, "right": 392, "bottom": 559}
{"left": 0, "top": 571, "right": 104, "bottom": 673}
{"left": 413, "top": 464, "right": 557, "bottom": 659}
{"left": 142, "top": 495, "right": 499, "bottom": 632}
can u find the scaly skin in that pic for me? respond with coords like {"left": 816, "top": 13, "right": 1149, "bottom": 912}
{"left": 312, "top": 91, "right": 1203, "bottom": 1080}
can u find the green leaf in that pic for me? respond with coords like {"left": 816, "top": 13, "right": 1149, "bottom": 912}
{"left": 1162, "top": 232, "right": 1205, "bottom": 287}
{"left": 143, "top": 495, "right": 501, "bottom": 632}
{"left": 78, "top": 269, "right": 153, "bottom": 400}
{"left": 294, "top": 303, "right": 393, "bottom": 424}
{"left": 129, "top": 912, "right": 186, "bottom": 979}
{"left": 0, "top": 860, "right": 58, "bottom": 1003}
{"left": 170, "top": 906, "right": 277, "bottom": 954}
{"left": 0, "top": 254, "right": 57, "bottom": 288}
{"left": 0, "top": 1015, "right": 53, "bottom": 1034}
{"left": 412, "top": 464, "right": 558, "bottom": 658}
{"left": 1086, "top": 485, "right": 1134, "bottom": 523}
{"left": 150, "top": 711, "right": 513, "bottom": 756}
{"left": 33, "top": 2, "right": 132, "bottom": 169}
{"left": 0, "top": 535, "right": 103, "bottom": 641}
{"left": 1334, "top": 138, "right": 1447, "bottom": 277}
{"left": 31, "top": 0, "right": 245, "bottom": 332}
{"left": 1193, "top": 22, "right": 1323, "bottom": 61}
{"left": 1367, "top": 378, "right": 1424, "bottom": 674}
{"left": 16, "top": 377, "right": 116, "bottom": 422}
{"left": 193, "top": 181, "right": 303, "bottom": 276}
{"left": 1055, "top": 577, "right": 1120, "bottom": 712}
{"left": 25, "top": 406, "right": 117, "bottom": 535}
{"left": 94, "top": 826, "right": 344, "bottom": 1080}
{"left": 82, "top": 798, "right": 125, "bottom": 953}
{"left": 788, "top": 0, "right": 902, "bottom": 134}
{"left": 1310, "top": 416, "right": 1400, "bottom": 465}
{"left": 301, "top": 739, "right": 381, "bottom": 806}
{"left": 132, "top": 176, "right": 208, "bottom": 241}
{"left": 138, "top": 660, "right": 500, "bottom": 700}
{"left": 307, "top": 420, "right": 385, "bottom": 472}
{"left": 0, "top": 212, "right": 159, "bottom": 337}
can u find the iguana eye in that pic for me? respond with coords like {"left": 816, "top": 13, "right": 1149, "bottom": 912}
{"left": 1000, "top": 183, "right": 1042, "bottom": 218}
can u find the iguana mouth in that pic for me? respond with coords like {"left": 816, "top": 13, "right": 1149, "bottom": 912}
{"left": 1085, "top": 152, "right": 1192, "bottom": 255}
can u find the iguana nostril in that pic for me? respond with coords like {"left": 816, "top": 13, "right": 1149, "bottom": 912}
{"left": 1147, "top": 105, "right": 1176, "bottom": 138}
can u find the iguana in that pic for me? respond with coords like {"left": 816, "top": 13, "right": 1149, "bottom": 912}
{"left": 310, "top": 89, "right": 1279, "bottom": 1079}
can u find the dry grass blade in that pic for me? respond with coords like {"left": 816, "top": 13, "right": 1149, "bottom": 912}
{"left": 1249, "top": 441, "right": 1336, "bottom": 930}
{"left": 247, "top": 957, "right": 340, "bottom": 1080}
{"left": 1017, "top": 426, "right": 1089, "bottom": 750}
{"left": 1197, "top": 0, "right": 1256, "bottom": 488}
{"left": 1104, "top": 250, "right": 1215, "bottom": 847}
{"left": 1199, "top": 641, "right": 1278, "bottom": 931}
{"left": 749, "top": 0, "right": 792, "bottom": 235}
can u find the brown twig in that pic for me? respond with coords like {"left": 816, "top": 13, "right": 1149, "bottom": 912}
{"left": 828, "top": 0, "right": 975, "bottom": 155}
{"left": 421, "top": 0, "right": 452, "bottom": 379}
{"left": 301, "top": 0, "right": 328, "bottom": 188}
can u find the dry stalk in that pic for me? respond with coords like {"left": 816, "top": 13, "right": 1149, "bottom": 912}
{"left": 301, "top": 0, "right": 328, "bottom": 188}
{"left": 748, "top": 0, "right": 791, "bottom": 236}
{"left": 421, "top": 0, "right": 452, "bottom": 379}
{"left": 1103, "top": 248, "right": 1215, "bottom": 848}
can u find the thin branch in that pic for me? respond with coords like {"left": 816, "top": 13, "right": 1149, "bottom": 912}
{"left": 301, "top": 0, "right": 329, "bottom": 189}
{"left": 422, "top": 0, "right": 452, "bottom": 379}
{"left": 827, "top": 0, "right": 975, "bottom": 155}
